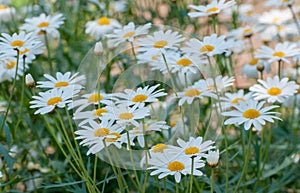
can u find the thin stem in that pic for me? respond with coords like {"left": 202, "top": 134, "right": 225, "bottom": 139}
{"left": 93, "top": 155, "right": 98, "bottom": 188}
{"left": 162, "top": 53, "right": 178, "bottom": 97}
{"left": 14, "top": 56, "right": 26, "bottom": 136}
{"left": 211, "top": 168, "right": 214, "bottom": 193}
{"left": 0, "top": 50, "right": 20, "bottom": 132}
{"left": 103, "top": 142, "right": 124, "bottom": 191}
{"left": 288, "top": 5, "right": 300, "bottom": 35}
{"left": 126, "top": 130, "right": 141, "bottom": 192}
{"left": 44, "top": 32, "right": 54, "bottom": 74}
{"left": 176, "top": 182, "right": 179, "bottom": 193}
{"left": 278, "top": 60, "right": 282, "bottom": 78}
{"left": 189, "top": 157, "right": 195, "bottom": 193}
{"left": 233, "top": 131, "right": 253, "bottom": 193}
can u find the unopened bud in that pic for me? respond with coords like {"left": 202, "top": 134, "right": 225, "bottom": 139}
{"left": 256, "top": 65, "right": 265, "bottom": 72}
{"left": 25, "top": 74, "right": 35, "bottom": 87}
{"left": 206, "top": 150, "right": 219, "bottom": 168}
{"left": 94, "top": 41, "right": 103, "bottom": 56}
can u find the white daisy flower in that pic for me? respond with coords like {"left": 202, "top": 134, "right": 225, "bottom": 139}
{"left": 177, "top": 84, "right": 212, "bottom": 106}
{"left": 242, "top": 58, "right": 271, "bottom": 79}
{"left": 220, "top": 89, "right": 253, "bottom": 111}
{"left": 68, "top": 91, "right": 114, "bottom": 113}
{"left": 170, "top": 136, "right": 216, "bottom": 159}
{"left": 193, "top": 75, "right": 235, "bottom": 99}
{"left": 164, "top": 52, "right": 207, "bottom": 75}
{"left": 20, "top": 13, "right": 65, "bottom": 36}
{"left": 265, "top": 0, "right": 295, "bottom": 7}
{"left": 85, "top": 17, "right": 121, "bottom": 40}
{"left": 37, "top": 72, "right": 85, "bottom": 92}
{"left": 148, "top": 151, "right": 205, "bottom": 183}
{"left": 238, "top": 4, "right": 258, "bottom": 23}
{"left": 0, "top": 4, "right": 15, "bottom": 22}
{"left": 126, "top": 121, "right": 169, "bottom": 148}
{"left": 114, "top": 84, "right": 167, "bottom": 107}
{"left": 249, "top": 76, "right": 299, "bottom": 103}
{"left": 227, "top": 25, "right": 264, "bottom": 39}
{"left": 0, "top": 32, "right": 44, "bottom": 63}
{"left": 140, "top": 143, "right": 180, "bottom": 167}
{"left": 30, "top": 88, "right": 76, "bottom": 115}
{"left": 183, "top": 34, "right": 229, "bottom": 57}
{"left": 101, "top": 104, "right": 150, "bottom": 127}
{"left": 255, "top": 42, "right": 300, "bottom": 64}
{"left": 73, "top": 107, "right": 108, "bottom": 126}
{"left": 258, "top": 9, "right": 292, "bottom": 26}
{"left": 188, "top": 0, "right": 236, "bottom": 17}
{"left": 75, "top": 120, "right": 125, "bottom": 155}
{"left": 0, "top": 56, "right": 28, "bottom": 82}
{"left": 107, "top": 22, "right": 151, "bottom": 47}
{"left": 206, "top": 149, "right": 220, "bottom": 167}
{"left": 138, "top": 30, "right": 185, "bottom": 54}
{"left": 222, "top": 99, "right": 281, "bottom": 130}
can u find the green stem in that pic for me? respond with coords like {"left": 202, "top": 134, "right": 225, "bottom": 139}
{"left": 0, "top": 50, "right": 20, "bottom": 133}
{"left": 14, "top": 56, "right": 26, "bottom": 136}
{"left": 162, "top": 53, "right": 178, "bottom": 97}
{"left": 126, "top": 130, "right": 141, "bottom": 192}
{"left": 189, "top": 157, "right": 195, "bottom": 193}
{"left": 278, "top": 60, "right": 282, "bottom": 78}
{"left": 288, "top": 5, "right": 300, "bottom": 35}
{"left": 93, "top": 155, "right": 98, "bottom": 188}
{"left": 103, "top": 142, "right": 124, "bottom": 192}
{"left": 211, "top": 168, "right": 214, "bottom": 193}
{"left": 44, "top": 32, "right": 54, "bottom": 74}
{"left": 233, "top": 131, "right": 253, "bottom": 193}
{"left": 176, "top": 182, "right": 179, "bottom": 193}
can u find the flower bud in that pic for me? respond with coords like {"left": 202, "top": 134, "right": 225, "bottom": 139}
{"left": 25, "top": 74, "right": 35, "bottom": 87}
{"left": 206, "top": 149, "right": 219, "bottom": 168}
{"left": 94, "top": 41, "right": 103, "bottom": 56}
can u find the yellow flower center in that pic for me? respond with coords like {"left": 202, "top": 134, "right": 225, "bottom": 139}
{"left": 249, "top": 58, "right": 259, "bottom": 66}
{"left": 151, "top": 54, "right": 160, "bottom": 60}
{"left": 154, "top": 40, "right": 168, "bottom": 48}
{"left": 185, "top": 88, "right": 201, "bottom": 97}
{"left": 243, "top": 28, "right": 252, "bottom": 35}
{"left": 119, "top": 112, "right": 134, "bottom": 120}
{"left": 282, "top": 0, "right": 291, "bottom": 2}
{"left": 123, "top": 31, "right": 135, "bottom": 38}
{"left": 272, "top": 51, "right": 285, "bottom": 57}
{"left": 170, "top": 121, "right": 177, "bottom": 128}
{"left": 105, "top": 132, "right": 121, "bottom": 142}
{"left": 168, "top": 161, "right": 185, "bottom": 171}
{"left": 152, "top": 144, "right": 168, "bottom": 153}
{"left": 177, "top": 58, "right": 192, "bottom": 66}
{"left": 88, "top": 93, "right": 103, "bottom": 103}
{"left": 94, "top": 128, "right": 110, "bottom": 137}
{"left": 38, "top": 31, "right": 47, "bottom": 35}
{"left": 199, "top": 45, "right": 215, "bottom": 52}
{"left": 98, "top": 17, "right": 110, "bottom": 25}
{"left": 231, "top": 97, "right": 246, "bottom": 104}
{"left": 54, "top": 81, "right": 69, "bottom": 88}
{"left": 5, "top": 61, "right": 16, "bottom": 69}
{"left": 47, "top": 97, "right": 62, "bottom": 106}
{"left": 185, "top": 147, "right": 199, "bottom": 155}
{"left": 10, "top": 40, "right": 25, "bottom": 47}
{"left": 245, "top": 11, "right": 253, "bottom": 16}
{"left": 277, "top": 25, "right": 285, "bottom": 31}
{"left": 267, "top": 87, "right": 282, "bottom": 96}
{"left": 19, "top": 48, "right": 30, "bottom": 55}
{"left": 132, "top": 94, "right": 148, "bottom": 102}
{"left": 243, "top": 109, "right": 260, "bottom": 119}
{"left": 206, "top": 7, "right": 219, "bottom": 13}
{"left": 273, "top": 17, "right": 280, "bottom": 23}
{"left": 37, "top": 21, "right": 50, "bottom": 28}
{"left": 93, "top": 108, "right": 108, "bottom": 117}
{"left": 0, "top": 5, "right": 8, "bottom": 10}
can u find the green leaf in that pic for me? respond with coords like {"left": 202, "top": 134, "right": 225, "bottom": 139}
{"left": 0, "top": 144, "right": 16, "bottom": 173}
